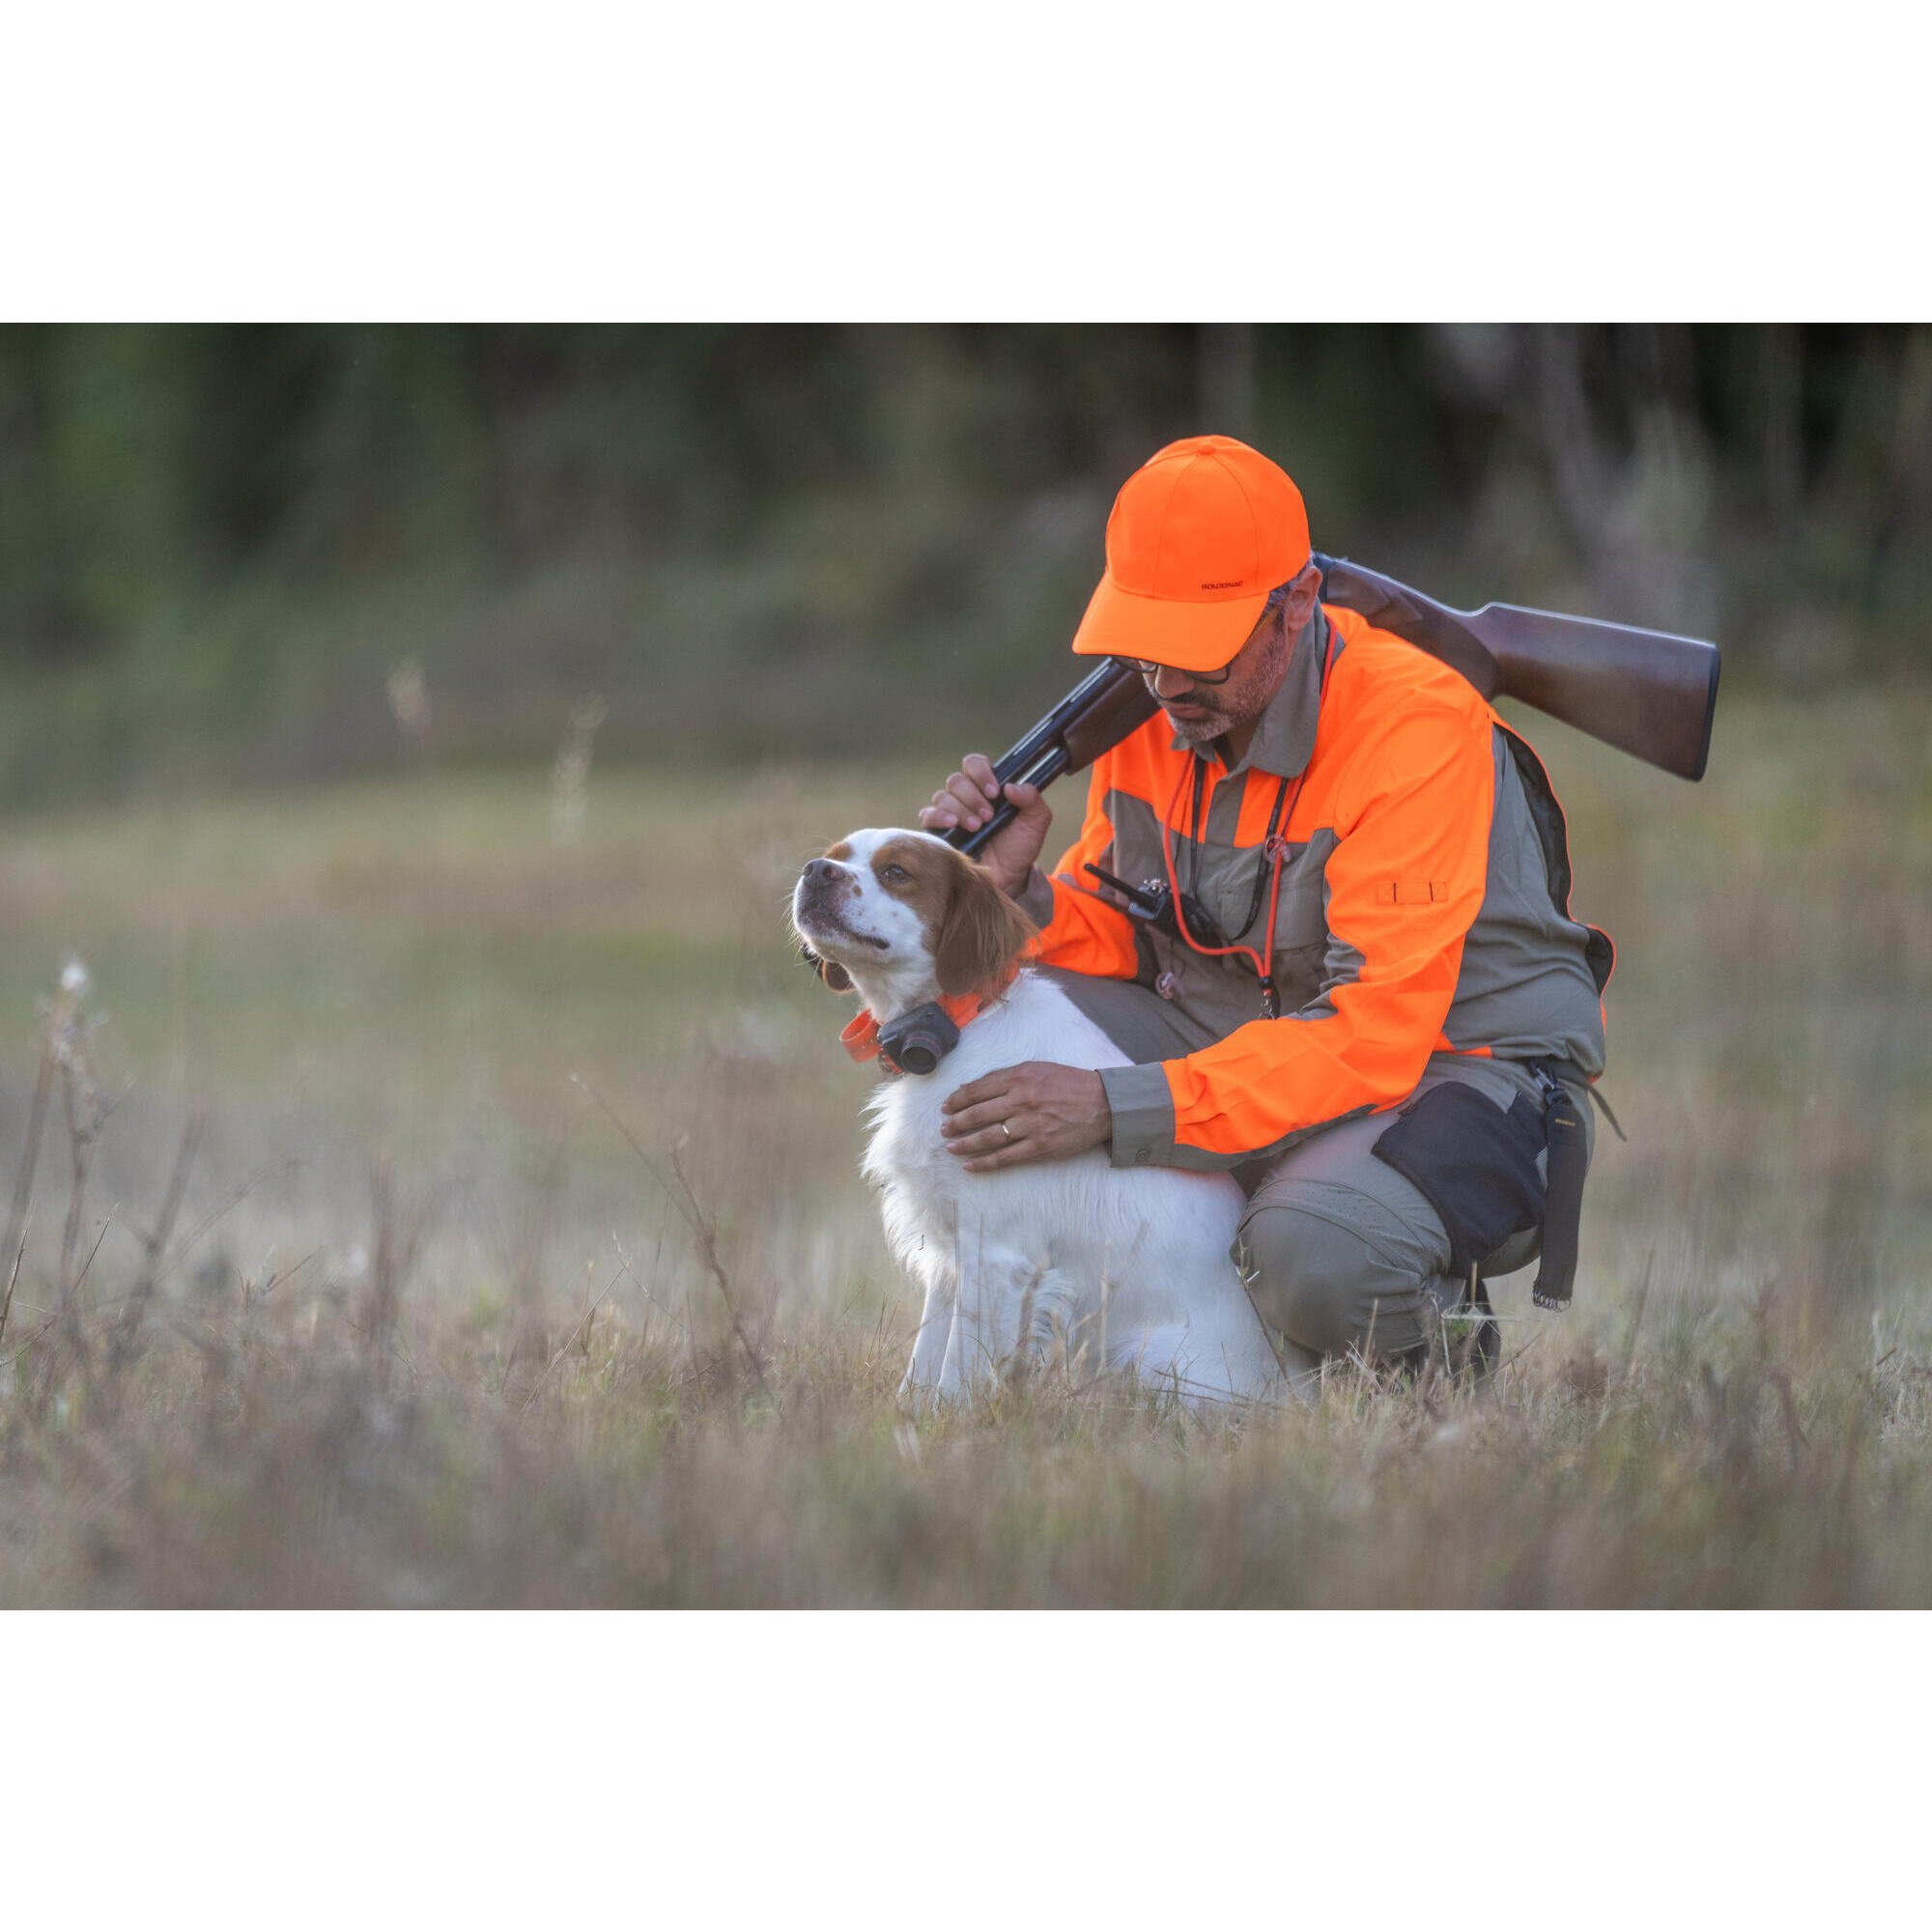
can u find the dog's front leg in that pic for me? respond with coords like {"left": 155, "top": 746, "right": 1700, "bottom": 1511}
{"left": 899, "top": 1256, "right": 956, "bottom": 1409}
{"left": 936, "top": 1216, "right": 1040, "bottom": 1404}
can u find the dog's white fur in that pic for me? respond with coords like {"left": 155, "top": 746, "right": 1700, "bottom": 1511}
{"left": 793, "top": 827, "right": 1284, "bottom": 1407}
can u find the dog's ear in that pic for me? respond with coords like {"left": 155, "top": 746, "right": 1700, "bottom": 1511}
{"left": 933, "top": 856, "right": 1036, "bottom": 999}
{"left": 798, "top": 943, "right": 852, "bottom": 993}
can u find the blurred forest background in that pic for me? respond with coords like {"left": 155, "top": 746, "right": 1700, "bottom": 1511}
{"left": 3, "top": 323, "right": 1930, "bottom": 805}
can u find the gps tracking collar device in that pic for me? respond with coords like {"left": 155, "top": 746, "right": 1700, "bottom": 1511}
{"left": 875, "top": 1002, "right": 960, "bottom": 1076}
{"left": 838, "top": 971, "right": 1020, "bottom": 1076}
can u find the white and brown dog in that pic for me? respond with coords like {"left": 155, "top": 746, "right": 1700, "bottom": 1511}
{"left": 794, "top": 828, "right": 1285, "bottom": 1407}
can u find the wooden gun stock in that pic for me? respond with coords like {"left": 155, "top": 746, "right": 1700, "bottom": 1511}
{"left": 1313, "top": 553, "right": 1721, "bottom": 782}
{"left": 945, "top": 558, "right": 1720, "bottom": 855}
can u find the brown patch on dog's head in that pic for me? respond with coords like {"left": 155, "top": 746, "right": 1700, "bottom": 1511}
{"left": 869, "top": 835, "right": 1035, "bottom": 998}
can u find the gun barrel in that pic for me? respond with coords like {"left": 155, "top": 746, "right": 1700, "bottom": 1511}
{"left": 953, "top": 746, "right": 1069, "bottom": 856}
{"left": 947, "top": 663, "right": 1154, "bottom": 857}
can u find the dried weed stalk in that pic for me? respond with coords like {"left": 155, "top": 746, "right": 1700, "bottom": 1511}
{"left": 574, "top": 1075, "right": 773, "bottom": 1401}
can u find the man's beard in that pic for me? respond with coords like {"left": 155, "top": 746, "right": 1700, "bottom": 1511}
{"left": 1165, "top": 709, "right": 1224, "bottom": 746}
{"left": 1157, "top": 623, "right": 1288, "bottom": 748}
{"left": 1158, "top": 694, "right": 1228, "bottom": 744}
{"left": 1161, "top": 692, "right": 1258, "bottom": 748}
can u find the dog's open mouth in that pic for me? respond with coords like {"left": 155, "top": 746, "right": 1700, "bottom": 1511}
{"left": 797, "top": 903, "right": 891, "bottom": 952}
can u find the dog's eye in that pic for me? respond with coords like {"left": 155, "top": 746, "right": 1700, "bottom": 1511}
{"left": 880, "top": 864, "right": 909, "bottom": 884}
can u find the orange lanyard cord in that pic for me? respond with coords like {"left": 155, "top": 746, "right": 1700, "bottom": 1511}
{"left": 1157, "top": 625, "right": 1338, "bottom": 1015}
{"left": 1160, "top": 763, "right": 1305, "bottom": 994}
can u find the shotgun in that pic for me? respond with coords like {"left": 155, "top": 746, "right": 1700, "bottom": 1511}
{"left": 946, "top": 554, "right": 1721, "bottom": 858}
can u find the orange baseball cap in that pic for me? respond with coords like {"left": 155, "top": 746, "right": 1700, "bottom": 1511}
{"left": 1069, "top": 435, "right": 1312, "bottom": 672}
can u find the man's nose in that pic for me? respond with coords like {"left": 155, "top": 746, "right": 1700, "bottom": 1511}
{"left": 1151, "top": 665, "right": 1200, "bottom": 700}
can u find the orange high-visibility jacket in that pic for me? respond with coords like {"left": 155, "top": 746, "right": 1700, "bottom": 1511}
{"left": 1013, "top": 605, "right": 1612, "bottom": 1171}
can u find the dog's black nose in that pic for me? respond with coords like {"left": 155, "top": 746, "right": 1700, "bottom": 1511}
{"left": 802, "top": 857, "right": 845, "bottom": 886}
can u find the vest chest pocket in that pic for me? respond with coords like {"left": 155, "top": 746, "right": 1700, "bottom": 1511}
{"left": 1266, "top": 879, "right": 1331, "bottom": 1015}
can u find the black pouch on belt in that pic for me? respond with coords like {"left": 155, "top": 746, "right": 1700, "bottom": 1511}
{"left": 1370, "top": 1067, "right": 1591, "bottom": 1308}
{"left": 1370, "top": 1080, "right": 1550, "bottom": 1282}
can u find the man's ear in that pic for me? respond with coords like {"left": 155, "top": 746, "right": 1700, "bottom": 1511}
{"left": 798, "top": 943, "right": 852, "bottom": 993}
{"left": 934, "top": 857, "right": 1036, "bottom": 998}
{"left": 1283, "top": 557, "right": 1322, "bottom": 632}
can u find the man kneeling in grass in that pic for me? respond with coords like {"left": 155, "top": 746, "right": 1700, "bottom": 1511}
{"left": 923, "top": 436, "right": 1609, "bottom": 1389}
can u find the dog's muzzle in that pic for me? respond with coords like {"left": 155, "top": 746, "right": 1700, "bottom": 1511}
{"left": 796, "top": 862, "right": 886, "bottom": 953}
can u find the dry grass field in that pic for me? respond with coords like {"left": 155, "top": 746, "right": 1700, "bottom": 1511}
{"left": 2, "top": 681, "right": 1929, "bottom": 1606}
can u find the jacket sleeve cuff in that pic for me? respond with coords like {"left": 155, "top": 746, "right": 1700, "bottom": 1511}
{"left": 1099, "top": 1062, "right": 1178, "bottom": 1168}
{"left": 1013, "top": 865, "right": 1058, "bottom": 927}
